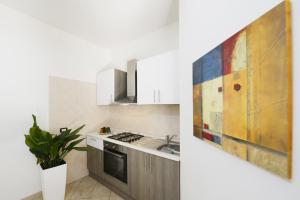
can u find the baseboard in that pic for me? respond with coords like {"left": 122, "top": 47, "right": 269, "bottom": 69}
{"left": 21, "top": 191, "right": 42, "bottom": 200}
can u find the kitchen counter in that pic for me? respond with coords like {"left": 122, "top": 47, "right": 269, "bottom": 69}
{"left": 86, "top": 132, "right": 180, "bottom": 161}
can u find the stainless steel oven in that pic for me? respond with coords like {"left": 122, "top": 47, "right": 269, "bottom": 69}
{"left": 103, "top": 141, "right": 127, "bottom": 183}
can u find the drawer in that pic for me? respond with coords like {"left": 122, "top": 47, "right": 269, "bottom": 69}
{"left": 87, "top": 136, "right": 103, "bottom": 150}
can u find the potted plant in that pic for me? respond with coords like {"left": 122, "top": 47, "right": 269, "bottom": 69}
{"left": 25, "top": 115, "right": 87, "bottom": 200}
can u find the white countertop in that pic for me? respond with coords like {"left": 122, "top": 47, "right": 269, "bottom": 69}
{"left": 86, "top": 132, "right": 180, "bottom": 162}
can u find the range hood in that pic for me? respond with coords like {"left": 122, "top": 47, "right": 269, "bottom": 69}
{"left": 115, "top": 59, "right": 137, "bottom": 104}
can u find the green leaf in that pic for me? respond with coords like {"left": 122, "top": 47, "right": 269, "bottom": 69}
{"left": 25, "top": 115, "right": 86, "bottom": 169}
{"left": 32, "top": 114, "right": 37, "bottom": 127}
{"left": 70, "top": 125, "right": 85, "bottom": 135}
{"left": 25, "top": 135, "right": 37, "bottom": 148}
{"left": 73, "top": 147, "right": 88, "bottom": 151}
{"left": 66, "top": 138, "right": 85, "bottom": 151}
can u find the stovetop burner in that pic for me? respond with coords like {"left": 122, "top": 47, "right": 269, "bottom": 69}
{"left": 108, "top": 132, "right": 144, "bottom": 143}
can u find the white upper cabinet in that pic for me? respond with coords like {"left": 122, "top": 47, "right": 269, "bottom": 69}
{"left": 137, "top": 58, "right": 158, "bottom": 104}
{"left": 97, "top": 69, "right": 114, "bottom": 105}
{"left": 97, "top": 69, "right": 126, "bottom": 105}
{"left": 137, "top": 50, "right": 179, "bottom": 104}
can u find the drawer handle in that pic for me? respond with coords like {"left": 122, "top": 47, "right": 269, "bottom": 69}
{"left": 104, "top": 149, "right": 125, "bottom": 158}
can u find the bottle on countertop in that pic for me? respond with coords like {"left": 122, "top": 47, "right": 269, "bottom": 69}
{"left": 100, "top": 127, "right": 111, "bottom": 135}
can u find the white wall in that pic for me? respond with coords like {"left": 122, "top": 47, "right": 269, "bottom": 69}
{"left": 180, "top": 0, "right": 299, "bottom": 200}
{"left": 110, "top": 21, "right": 178, "bottom": 68}
{"left": 0, "top": 3, "right": 178, "bottom": 199}
{"left": 0, "top": 4, "right": 111, "bottom": 200}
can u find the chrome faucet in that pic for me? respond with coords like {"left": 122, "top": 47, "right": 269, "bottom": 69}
{"left": 165, "top": 134, "right": 177, "bottom": 145}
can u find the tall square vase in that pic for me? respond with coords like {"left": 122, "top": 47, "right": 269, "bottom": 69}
{"left": 40, "top": 163, "right": 67, "bottom": 200}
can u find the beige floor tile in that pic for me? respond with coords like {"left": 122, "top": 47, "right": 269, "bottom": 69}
{"left": 110, "top": 192, "right": 124, "bottom": 200}
{"left": 65, "top": 179, "right": 81, "bottom": 200}
{"left": 69, "top": 176, "right": 98, "bottom": 199}
{"left": 91, "top": 183, "right": 111, "bottom": 198}
{"left": 24, "top": 176, "right": 123, "bottom": 200}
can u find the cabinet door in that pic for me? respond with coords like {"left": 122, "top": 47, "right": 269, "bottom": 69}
{"left": 156, "top": 50, "right": 179, "bottom": 104}
{"left": 87, "top": 146, "right": 102, "bottom": 177}
{"left": 137, "top": 60, "right": 157, "bottom": 104}
{"left": 97, "top": 69, "right": 114, "bottom": 105}
{"left": 149, "top": 155, "right": 180, "bottom": 200}
{"left": 128, "top": 148, "right": 149, "bottom": 200}
{"left": 137, "top": 50, "right": 179, "bottom": 104}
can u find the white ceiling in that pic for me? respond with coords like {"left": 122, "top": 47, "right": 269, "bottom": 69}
{"left": 0, "top": 0, "right": 178, "bottom": 48}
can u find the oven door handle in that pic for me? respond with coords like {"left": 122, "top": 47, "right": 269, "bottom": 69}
{"left": 104, "top": 149, "right": 126, "bottom": 159}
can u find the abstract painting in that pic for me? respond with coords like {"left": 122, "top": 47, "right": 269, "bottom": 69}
{"left": 192, "top": 1, "right": 292, "bottom": 178}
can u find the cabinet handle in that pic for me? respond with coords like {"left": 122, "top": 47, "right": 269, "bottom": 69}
{"left": 149, "top": 156, "right": 152, "bottom": 172}
{"left": 153, "top": 90, "right": 156, "bottom": 103}
{"left": 144, "top": 156, "right": 147, "bottom": 171}
{"left": 104, "top": 149, "right": 125, "bottom": 159}
{"left": 158, "top": 89, "right": 160, "bottom": 103}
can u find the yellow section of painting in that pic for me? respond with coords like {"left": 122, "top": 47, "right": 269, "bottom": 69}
{"left": 193, "top": 84, "right": 202, "bottom": 138}
{"left": 222, "top": 136, "right": 247, "bottom": 160}
{"left": 222, "top": 136, "right": 289, "bottom": 178}
{"left": 202, "top": 77, "right": 223, "bottom": 133}
{"left": 232, "top": 31, "right": 247, "bottom": 72}
{"left": 223, "top": 69, "right": 247, "bottom": 140}
{"left": 247, "top": 1, "right": 289, "bottom": 153}
{"left": 248, "top": 145, "right": 288, "bottom": 178}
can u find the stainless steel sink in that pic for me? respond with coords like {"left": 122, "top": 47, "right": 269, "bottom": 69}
{"left": 157, "top": 143, "right": 180, "bottom": 155}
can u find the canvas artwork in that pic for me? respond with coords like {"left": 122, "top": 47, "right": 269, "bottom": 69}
{"left": 192, "top": 1, "right": 292, "bottom": 178}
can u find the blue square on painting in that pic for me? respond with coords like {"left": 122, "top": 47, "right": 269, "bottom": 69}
{"left": 212, "top": 135, "right": 221, "bottom": 145}
{"left": 193, "top": 59, "right": 202, "bottom": 85}
{"left": 192, "top": 45, "right": 223, "bottom": 84}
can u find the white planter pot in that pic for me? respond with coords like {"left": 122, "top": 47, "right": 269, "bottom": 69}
{"left": 40, "top": 163, "right": 67, "bottom": 200}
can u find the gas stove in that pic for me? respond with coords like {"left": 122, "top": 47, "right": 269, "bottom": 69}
{"left": 108, "top": 132, "right": 144, "bottom": 143}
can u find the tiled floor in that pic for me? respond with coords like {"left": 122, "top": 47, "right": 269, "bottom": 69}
{"left": 26, "top": 176, "right": 124, "bottom": 200}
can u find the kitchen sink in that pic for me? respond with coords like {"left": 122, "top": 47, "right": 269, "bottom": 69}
{"left": 157, "top": 143, "right": 180, "bottom": 155}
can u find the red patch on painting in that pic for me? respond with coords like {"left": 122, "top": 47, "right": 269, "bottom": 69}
{"left": 218, "top": 86, "right": 223, "bottom": 92}
{"left": 202, "top": 131, "right": 213, "bottom": 141}
{"left": 222, "top": 30, "right": 245, "bottom": 75}
{"left": 234, "top": 83, "right": 241, "bottom": 91}
{"left": 204, "top": 123, "right": 209, "bottom": 129}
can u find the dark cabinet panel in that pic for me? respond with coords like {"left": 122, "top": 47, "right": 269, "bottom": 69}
{"left": 128, "top": 148, "right": 149, "bottom": 200}
{"left": 128, "top": 148, "right": 180, "bottom": 200}
{"left": 87, "top": 145, "right": 102, "bottom": 177}
{"left": 149, "top": 155, "right": 180, "bottom": 200}
{"left": 88, "top": 145, "right": 180, "bottom": 200}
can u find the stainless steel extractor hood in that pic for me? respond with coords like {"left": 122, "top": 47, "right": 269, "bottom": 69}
{"left": 115, "top": 59, "right": 137, "bottom": 104}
